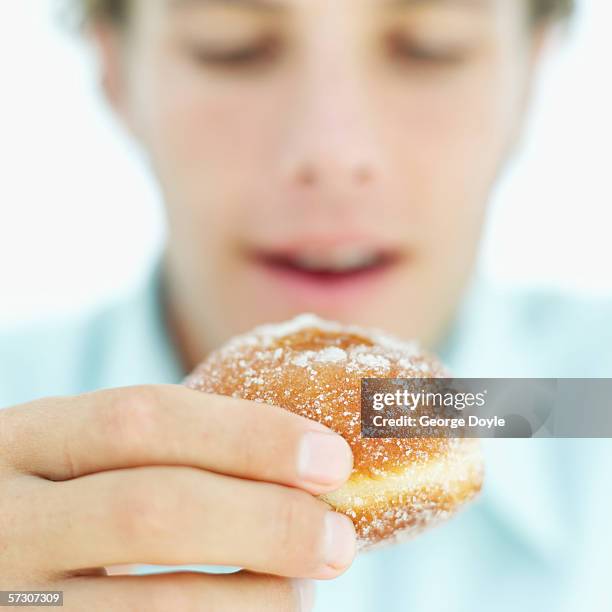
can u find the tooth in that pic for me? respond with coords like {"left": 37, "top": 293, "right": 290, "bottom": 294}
{"left": 294, "top": 253, "right": 331, "bottom": 270}
{"left": 293, "top": 248, "right": 378, "bottom": 272}
{"left": 329, "top": 249, "right": 377, "bottom": 271}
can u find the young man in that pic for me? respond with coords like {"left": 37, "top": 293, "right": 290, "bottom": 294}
{"left": 2, "top": 0, "right": 611, "bottom": 610}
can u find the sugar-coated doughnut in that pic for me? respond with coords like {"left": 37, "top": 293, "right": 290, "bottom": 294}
{"left": 184, "top": 314, "right": 484, "bottom": 552}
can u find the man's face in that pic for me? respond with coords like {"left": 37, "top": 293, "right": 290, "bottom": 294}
{"left": 103, "top": 0, "right": 540, "bottom": 352}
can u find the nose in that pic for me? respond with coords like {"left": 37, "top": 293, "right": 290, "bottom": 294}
{"left": 280, "top": 40, "right": 385, "bottom": 196}
{"left": 283, "top": 99, "right": 383, "bottom": 193}
{"left": 290, "top": 157, "right": 376, "bottom": 188}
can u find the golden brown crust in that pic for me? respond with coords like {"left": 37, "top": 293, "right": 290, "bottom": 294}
{"left": 319, "top": 438, "right": 484, "bottom": 549}
{"left": 185, "top": 314, "right": 484, "bottom": 551}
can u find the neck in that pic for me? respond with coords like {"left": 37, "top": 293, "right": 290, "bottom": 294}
{"left": 159, "top": 255, "right": 214, "bottom": 374}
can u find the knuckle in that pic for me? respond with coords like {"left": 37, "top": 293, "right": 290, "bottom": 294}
{"left": 98, "top": 386, "right": 162, "bottom": 457}
{"left": 273, "top": 491, "right": 302, "bottom": 553}
{"left": 143, "top": 581, "right": 195, "bottom": 612}
{"left": 235, "top": 407, "right": 293, "bottom": 477}
{"left": 271, "top": 489, "right": 322, "bottom": 571}
{"left": 0, "top": 478, "right": 51, "bottom": 581}
{"left": 109, "top": 476, "right": 171, "bottom": 543}
{"left": 235, "top": 423, "right": 262, "bottom": 471}
{"left": 0, "top": 412, "right": 12, "bottom": 460}
{"left": 0, "top": 496, "right": 12, "bottom": 553}
{"left": 259, "top": 575, "right": 300, "bottom": 612}
{"left": 0, "top": 400, "right": 41, "bottom": 466}
{"left": 155, "top": 574, "right": 215, "bottom": 612}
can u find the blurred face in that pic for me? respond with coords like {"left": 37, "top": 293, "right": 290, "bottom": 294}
{"left": 100, "top": 0, "right": 542, "bottom": 358}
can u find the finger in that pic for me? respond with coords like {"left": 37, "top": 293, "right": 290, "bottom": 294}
{"left": 58, "top": 571, "right": 314, "bottom": 612}
{"left": 31, "top": 466, "right": 356, "bottom": 580}
{"left": 0, "top": 385, "right": 352, "bottom": 494}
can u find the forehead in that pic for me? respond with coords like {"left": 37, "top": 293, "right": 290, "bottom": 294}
{"left": 134, "top": 0, "right": 523, "bottom": 37}
{"left": 165, "top": 0, "right": 497, "bottom": 11}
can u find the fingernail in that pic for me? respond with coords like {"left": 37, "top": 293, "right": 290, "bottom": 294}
{"left": 323, "top": 511, "right": 357, "bottom": 570}
{"left": 297, "top": 431, "right": 353, "bottom": 486}
{"left": 291, "top": 578, "right": 316, "bottom": 612}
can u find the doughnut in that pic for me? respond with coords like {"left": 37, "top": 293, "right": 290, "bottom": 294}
{"left": 184, "top": 314, "right": 484, "bottom": 552}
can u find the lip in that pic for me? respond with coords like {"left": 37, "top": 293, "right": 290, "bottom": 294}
{"left": 245, "top": 241, "right": 406, "bottom": 310}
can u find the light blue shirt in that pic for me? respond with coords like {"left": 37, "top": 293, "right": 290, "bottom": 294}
{"left": 1, "top": 267, "right": 611, "bottom": 612}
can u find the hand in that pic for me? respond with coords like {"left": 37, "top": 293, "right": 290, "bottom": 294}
{"left": 0, "top": 384, "right": 356, "bottom": 610}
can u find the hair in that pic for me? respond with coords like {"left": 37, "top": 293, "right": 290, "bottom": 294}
{"left": 530, "top": 0, "right": 575, "bottom": 21}
{"left": 75, "top": 0, "right": 574, "bottom": 26}
{"left": 76, "top": 0, "right": 125, "bottom": 25}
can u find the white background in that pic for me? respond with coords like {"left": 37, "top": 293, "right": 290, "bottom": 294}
{"left": 0, "top": 0, "right": 610, "bottom": 327}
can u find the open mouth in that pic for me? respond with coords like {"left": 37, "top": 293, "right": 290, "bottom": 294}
{"left": 251, "top": 247, "right": 402, "bottom": 284}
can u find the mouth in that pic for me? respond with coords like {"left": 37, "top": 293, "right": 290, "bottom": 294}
{"left": 254, "top": 248, "right": 400, "bottom": 280}
{"left": 247, "top": 243, "right": 405, "bottom": 307}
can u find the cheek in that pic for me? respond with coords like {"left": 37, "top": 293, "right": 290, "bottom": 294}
{"left": 379, "top": 52, "right": 527, "bottom": 262}
{"left": 384, "top": 65, "right": 522, "bottom": 200}
{"left": 129, "top": 54, "right": 282, "bottom": 237}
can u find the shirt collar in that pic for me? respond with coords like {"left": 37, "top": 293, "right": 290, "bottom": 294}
{"left": 92, "top": 259, "right": 185, "bottom": 389}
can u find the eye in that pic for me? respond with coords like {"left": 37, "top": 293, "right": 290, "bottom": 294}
{"left": 186, "top": 35, "right": 281, "bottom": 69}
{"left": 386, "top": 32, "right": 471, "bottom": 66}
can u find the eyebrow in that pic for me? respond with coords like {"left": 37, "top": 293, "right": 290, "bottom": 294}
{"left": 386, "top": 0, "right": 489, "bottom": 8}
{"left": 168, "top": 0, "right": 491, "bottom": 16}
{"left": 168, "top": 0, "right": 286, "bottom": 13}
